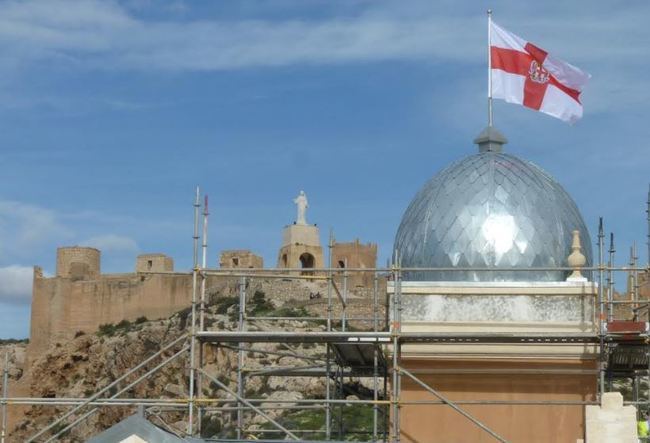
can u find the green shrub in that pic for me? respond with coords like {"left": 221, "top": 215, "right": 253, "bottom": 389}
{"left": 201, "top": 416, "right": 222, "bottom": 437}
{"left": 215, "top": 296, "right": 239, "bottom": 315}
{"left": 97, "top": 319, "right": 134, "bottom": 337}
{"left": 97, "top": 323, "right": 116, "bottom": 337}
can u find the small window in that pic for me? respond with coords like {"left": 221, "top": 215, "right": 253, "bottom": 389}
{"left": 338, "top": 260, "right": 346, "bottom": 268}
{"left": 232, "top": 257, "right": 239, "bottom": 267}
{"left": 147, "top": 260, "right": 153, "bottom": 270}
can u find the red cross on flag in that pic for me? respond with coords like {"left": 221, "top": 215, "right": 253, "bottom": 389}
{"left": 490, "top": 21, "right": 590, "bottom": 124}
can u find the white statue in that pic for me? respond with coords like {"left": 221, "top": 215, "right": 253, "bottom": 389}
{"left": 293, "top": 190, "right": 308, "bottom": 225}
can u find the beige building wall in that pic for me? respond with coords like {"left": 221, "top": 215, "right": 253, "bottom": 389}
{"left": 399, "top": 359, "right": 596, "bottom": 443}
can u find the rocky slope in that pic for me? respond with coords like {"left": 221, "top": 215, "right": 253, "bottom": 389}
{"left": 0, "top": 340, "right": 27, "bottom": 390}
{"left": 9, "top": 278, "right": 387, "bottom": 442}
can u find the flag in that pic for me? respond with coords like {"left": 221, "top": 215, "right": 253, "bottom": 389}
{"left": 489, "top": 21, "right": 590, "bottom": 123}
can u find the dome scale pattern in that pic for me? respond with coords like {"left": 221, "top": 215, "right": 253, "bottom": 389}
{"left": 394, "top": 152, "right": 592, "bottom": 282}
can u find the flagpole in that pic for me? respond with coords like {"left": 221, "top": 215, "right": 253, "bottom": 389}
{"left": 487, "top": 9, "right": 493, "bottom": 127}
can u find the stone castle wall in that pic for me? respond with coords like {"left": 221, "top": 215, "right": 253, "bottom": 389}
{"left": 28, "top": 270, "right": 194, "bottom": 361}
{"left": 29, "top": 248, "right": 192, "bottom": 362}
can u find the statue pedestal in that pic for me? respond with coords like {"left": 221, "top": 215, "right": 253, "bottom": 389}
{"left": 277, "top": 224, "right": 324, "bottom": 270}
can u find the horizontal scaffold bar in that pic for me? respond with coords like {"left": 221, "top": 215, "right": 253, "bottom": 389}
{"left": 197, "top": 331, "right": 603, "bottom": 344}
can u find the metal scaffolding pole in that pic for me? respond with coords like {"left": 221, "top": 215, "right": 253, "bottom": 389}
{"left": 390, "top": 253, "right": 402, "bottom": 443}
{"left": 237, "top": 276, "right": 247, "bottom": 440}
{"left": 647, "top": 184, "right": 650, "bottom": 267}
{"left": 20, "top": 396, "right": 650, "bottom": 407}
{"left": 198, "top": 265, "right": 644, "bottom": 275}
{"left": 633, "top": 242, "right": 639, "bottom": 321}
{"left": 342, "top": 259, "right": 348, "bottom": 332}
{"left": 598, "top": 218, "right": 605, "bottom": 398}
{"left": 326, "top": 229, "right": 334, "bottom": 440}
{"left": 1, "top": 353, "right": 8, "bottom": 443}
{"left": 372, "top": 271, "right": 379, "bottom": 442}
{"left": 187, "top": 187, "right": 201, "bottom": 436}
{"left": 608, "top": 233, "right": 615, "bottom": 322}
{"left": 198, "top": 194, "right": 209, "bottom": 436}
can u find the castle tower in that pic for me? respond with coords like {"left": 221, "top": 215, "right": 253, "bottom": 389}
{"left": 135, "top": 253, "right": 174, "bottom": 273}
{"left": 277, "top": 191, "right": 324, "bottom": 270}
{"left": 331, "top": 239, "right": 377, "bottom": 287}
{"left": 220, "top": 250, "right": 264, "bottom": 269}
{"left": 56, "top": 246, "right": 101, "bottom": 281}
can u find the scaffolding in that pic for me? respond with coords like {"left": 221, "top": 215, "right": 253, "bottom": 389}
{"left": 2, "top": 189, "right": 649, "bottom": 442}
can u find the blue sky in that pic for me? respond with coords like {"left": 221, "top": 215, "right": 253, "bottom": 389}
{"left": 0, "top": 0, "right": 649, "bottom": 338}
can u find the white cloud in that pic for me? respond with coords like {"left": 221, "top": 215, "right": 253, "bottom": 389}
{"left": 0, "top": 265, "right": 33, "bottom": 304}
{"left": 0, "top": 1, "right": 475, "bottom": 71}
{"left": 0, "top": 200, "right": 73, "bottom": 259}
{"left": 0, "top": 1, "right": 644, "bottom": 72}
{"left": 0, "top": 0, "right": 644, "bottom": 118}
{"left": 81, "top": 234, "right": 140, "bottom": 253}
{"left": 0, "top": 199, "right": 147, "bottom": 267}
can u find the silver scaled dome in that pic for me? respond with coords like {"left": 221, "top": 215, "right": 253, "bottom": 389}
{"left": 394, "top": 127, "right": 592, "bottom": 282}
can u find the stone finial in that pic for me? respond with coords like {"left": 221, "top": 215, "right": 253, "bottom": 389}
{"left": 567, "top": 230, "right": 587, "bottom": 282}
{"left": 473, "top": 126, "right": 508, "bottom": 153}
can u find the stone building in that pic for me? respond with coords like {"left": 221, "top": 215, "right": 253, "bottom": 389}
{"left": 276, "top": 191, "right": 324, "bottom": 271}
{"left": 219, "top": 250, "right": 264, "bottom": 269}
{"left": 391, "top": 127, "right": 598, "bottom": 442}
{"left": 29, "top": 247, "right": 191, "bottom": 361}
{"left": 135, "top": 253, "right": 174, "bottom": 273}
{"left": 331, "top": 239, "right": 377, "bottom": 287}
{"left": 276, "top": 224, "right": 324, "bottom": 270}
